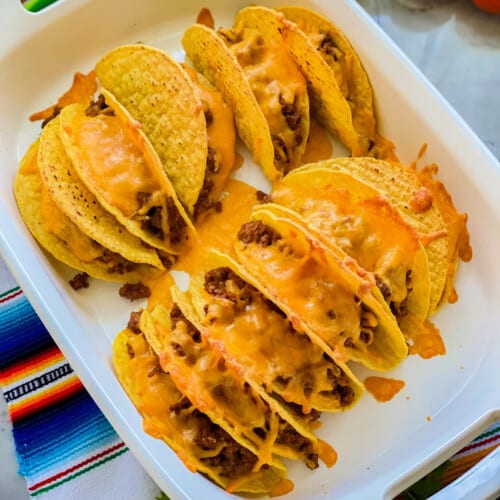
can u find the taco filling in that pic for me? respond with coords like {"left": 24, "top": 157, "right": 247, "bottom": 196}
{"left": 142, "top": 296, "right": 332, "bottom": 469}
{"left": 182, "top": 66, "right": 236, "bottom": 219}
{"left": 217, "top": 24, "right": 308, "bottom": 173}
{"left": 271, "top": 174, "right": 431, "bottom": 324}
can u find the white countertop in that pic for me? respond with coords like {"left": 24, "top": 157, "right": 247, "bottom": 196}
{"left": 0, "top": 1, "right": 498, "bottom": 499}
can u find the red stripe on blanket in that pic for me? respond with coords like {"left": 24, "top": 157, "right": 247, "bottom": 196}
{"left": 28, "top": 441, "right": 127, "bottom": 492}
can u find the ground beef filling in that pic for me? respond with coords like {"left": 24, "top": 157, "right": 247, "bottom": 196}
{"left": 194, "top": 146, "right": 220, "bottom": 219}
{"left": 237, "top": 220, "right": 282, "bottom": 247}
{"left": 99, "top": 248, "right": 138, "bottom": 275}
{"left": 69, "top": 272, "right": 89, "bottom": 290}
{"left": 193, "top": 409, "right": 258, "bottom": 477}
{"left": 204, "top": 267, "right": 254, "bottom": 305}
{"left": 127, "top": 309, "right": 143, "bottom": 333}
{"left": 166, "top": 197, "right": 187, "bottom": 244}
{"left": 277, "top": 423, "right": 319, "bottom": 470}
{"left": 170, "top": 303, "right": 202, "bottom": 343}
{"left": 85, "top": 94, "right": 115, "bottom": 117}
{"left": 318, "top": 33, "right": 340, "bottom": 61}
{"left": 119, "top": 282, "right": 151, "bottom": 301}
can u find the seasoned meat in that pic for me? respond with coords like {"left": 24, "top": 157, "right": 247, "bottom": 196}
{"left": 204, "top": 267, "right": 254, "bottom": 306}
{"left": 69, "top": 272, "right": 89, "bottom": 290}
{"left": 169, "top": 396, "right": 192, "bottom": 414}
{"left": 119, "top": 282, "right": 151, "bottom": 301}
{"left": 255, "top": 190, "right": 272, "bottom": 203}
{"left": 85, "top": 94, "right": 115, "bottom": 117}
{"left": 140, "top": 206, "right": 164, "bottom": 240}
{"left": 374, "top": 274, "right": 391, "bottom": 301}
{"left": 237, "top": 220, "right": 282, "bottom": 246}
{"left": 170, "top": 303, "right": 202, "bottom": 343}
{"left": 127, "top": 309, "right": 143, "bottom": 334}
{"left": 166, "top": 197, "right": 187, "bottom": 244}
{"left": 279, "top": 95, "right": 301, "bottom": 131}
{"left": 206, "top": 146, "right": 218, "bottom": 173}
{"left": 277, "top": 424, "right": 319, "bottom": 470}
{"left": 194, "top": 175, "right": 215, "bottom": 218}
{"left": 319, "top": 33, "right": 338, "bottom": 60}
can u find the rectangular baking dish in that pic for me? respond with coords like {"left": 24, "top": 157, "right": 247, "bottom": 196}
{"left": 0, "top": 0, "right": 499, "bottom": 498}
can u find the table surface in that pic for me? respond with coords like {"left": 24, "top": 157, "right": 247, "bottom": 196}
{"left": 0, "top": 1, "right": 498, "bottom": 499}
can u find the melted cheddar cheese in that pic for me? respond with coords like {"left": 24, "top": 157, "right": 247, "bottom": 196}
{"left": 200, "top": 270, "right": 355, "bottom": 415}
{"left": 63, "top": 113, "right": 166, "bottom": 218}
{"left": 220, "top": 26, "right": 307, "bottom": 172}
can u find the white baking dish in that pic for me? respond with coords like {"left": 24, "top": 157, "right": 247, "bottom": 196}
{"left": 0, "top": 1, "right": 499, "bottom": 498}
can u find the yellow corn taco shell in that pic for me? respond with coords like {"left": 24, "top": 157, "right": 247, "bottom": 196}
{"left": 113, "top": 327, "right": 292, "bottom": 496}
{"left": 277, "top": 6, "right": 397, "bottom": 160}
{"left": 95, "top": 44, "right": 208, "bottom": 216}
{"left": 36, "top": 116, "right": 164, "bottom": 270}
{"left": 234, "top": 204, "right": 408, "bottom": 371}
{"left": 115, "top": 327, "right": 293, "bottom": 495}
{"left": 271, "top": 166, "right": 431, "bottom": 333}
{"left": 59, "top": 92, "right": 195, "bottom": 254}
{"left": 187, "top": 249, "right": 364, "bottom": 418}
{"left": 15, "top": 140, "right": 161, "bottom": 283}
{"left": 182, "top": 15, "right": 310, "bottom": 179}
{"left": 294, "top": 157, "right": 449, "bottom": 315}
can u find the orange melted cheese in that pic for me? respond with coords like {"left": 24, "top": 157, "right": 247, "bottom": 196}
{"left": 271, "top": 184, "right": 420, "bottom": 305}
{"left": 364, "top": 376, "right": 405, "bottom": 402}
{"left": 237, "top": 235, "right": 368, "bottom": 362}
{"left": 301, "top": 119, "right": 333, "bottom": 164}
{"left": 63, "top": 113, "right": 166, "bottom": 217}
{"left": 409, "top": 320, "right": 446, "bottom": 359}
{"left": 224, "top": 27, "right": 307, "bottom": 171}
{"left": 203, "top": 279, "right": 349, "bottom": 415}
{"left": 175, "top": 179, "right": 259, "bottom": 275}
{"left": 183, "top": 65, "right": 236, "bottom": 206}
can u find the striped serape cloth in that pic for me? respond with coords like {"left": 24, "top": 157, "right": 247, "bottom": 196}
{"left": 0, "top": 260, "right": 159, "bottom": 499}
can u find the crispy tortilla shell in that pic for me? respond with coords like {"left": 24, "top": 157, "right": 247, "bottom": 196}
{"left": 37, "top": 116, "right": 163, "bottom": 270}
{"left": 294, "top": 157, "right": 449, "bottom": 315}
{"left": 95, "top": 44, "right": 207, "bottom": 215}
{"left": 278, "top": 6, "right": 396, "bottom": 160}
{"left": 15, "top": 140, "right": 160, "bottom": 283}
{"left": 59, "top": 93, "right": 194, "bottom": 253}
{"left": 113, "top": 327, "right": 292, "bottom": 495}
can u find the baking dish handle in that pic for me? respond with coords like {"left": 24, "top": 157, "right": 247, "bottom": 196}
{"left": 429, "top": 446, "right": 500, "bottom": 500}
{"left": 0, "top": 0, "right": 67, "bottom": 59}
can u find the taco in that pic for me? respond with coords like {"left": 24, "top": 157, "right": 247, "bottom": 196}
{"left": 293, "top": 158, "right": 450, "bottom": 315}
{"left": 275, "top": 6, "right": 396, "bottom": 160}
{"left": 139, "top": 285, "right": 336, "bottom": 470}
{"left": 113, "top": 327, "right": 292, "bottom": 496}
{"left": 271, "top": 166, "right": 431, "bottom": 334}
{"left": 187, "top": 249, "right": 364, "bottom": 418}
{"left": 15, "top": 139, "right": 161, "bottom": 283}
{"left": 58, "top": 91, "right": 196, "bottom": 254}
{"left": 234, "top": 205, "right": 408, "bottom": 371}
{"left": 95, "top": 44, "right": 236, "bottom": 219}
{"left": 182, "top": 12, "right": 310, "bottom": 180}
